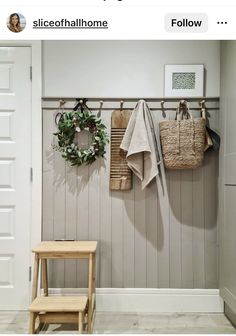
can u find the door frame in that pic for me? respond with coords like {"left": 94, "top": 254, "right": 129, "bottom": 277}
{"left": 0, "top": 41, "right": 42, "bottom": 304}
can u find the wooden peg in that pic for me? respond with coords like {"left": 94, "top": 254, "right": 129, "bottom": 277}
{"left": 160, "top": 100, "right": 166, "bottom": 118}
{"left": 97, "top": 100, "right": 103, "bottom": 118}
{"left": 59, "top": 99, "right": 66, "bottom": 108}
{"left": 199, "top": 99, "right": 206, "bottom": 109}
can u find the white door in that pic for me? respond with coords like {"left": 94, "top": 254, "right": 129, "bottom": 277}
{"left": 0, "top": 47, "right": 31, "bottom": 310}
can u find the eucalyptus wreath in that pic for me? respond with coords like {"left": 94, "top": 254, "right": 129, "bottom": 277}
{"left": 54, "top": 105, "right": 109, "bottom": 166}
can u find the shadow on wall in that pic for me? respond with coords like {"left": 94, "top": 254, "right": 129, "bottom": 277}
{"left": 45, "top": 132, "right": 105, "bottom": 196}
{"left": 45, "top": 130, "right": 219, "bottom": 250}
{"left": 119, "top": 149, "right": 219, "bottom": 256}
{"left": 166, "top": 149, "right": 219, "bottom": 231}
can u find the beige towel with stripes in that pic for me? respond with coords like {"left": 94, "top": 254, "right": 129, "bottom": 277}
{"left": 120, "top": 100, "right": 159, "bottom": 190}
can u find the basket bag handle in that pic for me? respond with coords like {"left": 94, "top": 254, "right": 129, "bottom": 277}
{"left": 175, "top": 100, "right": 195, "bottom": 154}
{"left": 200, "top": 101, "right": 213, "bottom": 151}
{"left": 175, "top": 100, "right": 193, "bottom": 120}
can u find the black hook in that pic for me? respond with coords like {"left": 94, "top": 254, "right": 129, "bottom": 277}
{"left": 73, "top": 98, "right": 88, "bottom": 111}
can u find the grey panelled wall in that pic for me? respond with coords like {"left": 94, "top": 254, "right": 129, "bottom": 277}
{"left": 42, "top": 101, "right": 219, "bottom": 289}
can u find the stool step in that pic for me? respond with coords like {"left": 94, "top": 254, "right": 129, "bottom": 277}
{"left": 29, "top": 296, "right": 88, "bottom": 313}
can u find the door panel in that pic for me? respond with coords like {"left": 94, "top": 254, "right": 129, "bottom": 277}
{"left": 0, "top": 47, "right": 31, "bottom": 310}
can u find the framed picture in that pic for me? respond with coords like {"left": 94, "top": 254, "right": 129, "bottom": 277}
{"left": 164, "top": 64, "right": 204, "bottom": 97}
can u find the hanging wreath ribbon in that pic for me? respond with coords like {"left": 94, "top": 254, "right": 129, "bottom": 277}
{"left": 54, "top": 99, "right": 109, "bottom": 166}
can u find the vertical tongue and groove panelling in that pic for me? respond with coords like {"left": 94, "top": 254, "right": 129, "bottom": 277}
{"left": 110, "top": 110, "right": 132, "bottom": 190}
{"left": 42, "top": 98, "right": 219, "bottom": 290}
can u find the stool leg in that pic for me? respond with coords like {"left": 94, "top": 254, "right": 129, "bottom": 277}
{"left": 88, "top": 253, "right": 93, "bottom": 334}
{"left": 41, "top": 259, "right": 48, "bottom": 296}
{"left": 32, "top": 254, "right": 40, "bottom": 301}
{"left": 28, "top": 312, "right": 36, "bottom": 334}
{"left": 78, "top": 312, "right": 83, "bottom": 334}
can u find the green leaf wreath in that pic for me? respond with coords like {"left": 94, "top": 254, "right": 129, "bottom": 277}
{"left": 54, "top": 104, "right": 109, "bottom": 166}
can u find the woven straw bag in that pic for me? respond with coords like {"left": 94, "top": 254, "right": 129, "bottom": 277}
{"left": 159, "top": 101, "right": 206, "bottom": 169}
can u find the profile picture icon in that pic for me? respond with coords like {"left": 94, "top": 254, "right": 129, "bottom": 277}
{"left": 7, "top": 13, "right": 26, "bottom": 33}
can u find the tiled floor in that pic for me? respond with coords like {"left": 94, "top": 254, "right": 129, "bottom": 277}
{"left": 0, "top": 311, "right": 236, "bottom": 334}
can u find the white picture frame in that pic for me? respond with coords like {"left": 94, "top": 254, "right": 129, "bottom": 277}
{"left": 164, "top": 64, "right": 204, "bottom": 97}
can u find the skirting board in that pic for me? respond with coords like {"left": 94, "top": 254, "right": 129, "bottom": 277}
{"left": 45, "top": 288, "right": 224, "bottom": 313}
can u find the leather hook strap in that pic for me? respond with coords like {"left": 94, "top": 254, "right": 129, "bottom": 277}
{"left": 73, "top": 98, "right": 89, "bottom": 112}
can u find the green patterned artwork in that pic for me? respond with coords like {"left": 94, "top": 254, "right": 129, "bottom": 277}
{"left": 172, "top": 72, "right": 196, "bottom": 90}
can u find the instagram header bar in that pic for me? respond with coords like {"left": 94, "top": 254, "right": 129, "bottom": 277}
{"left": 0, "top": 6, "right": 233, "bottom": 39}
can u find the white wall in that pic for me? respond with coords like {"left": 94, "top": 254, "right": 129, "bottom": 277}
{"left": 43, "top": 40, "right": 220, "bottom": 97}
{"left": 220, "top": 41, "right": 236, "bottom": 315}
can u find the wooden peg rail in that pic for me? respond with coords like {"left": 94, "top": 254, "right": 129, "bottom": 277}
{"left": 42, "top": 97, "right": 220, "bottom": 112}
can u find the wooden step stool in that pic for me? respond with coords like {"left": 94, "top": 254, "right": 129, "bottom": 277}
{"left": 28, "top": 241, "right": 97, "bottom": 334}
{"left": 29, "top": 296, "right": 88, "bottom": 334}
